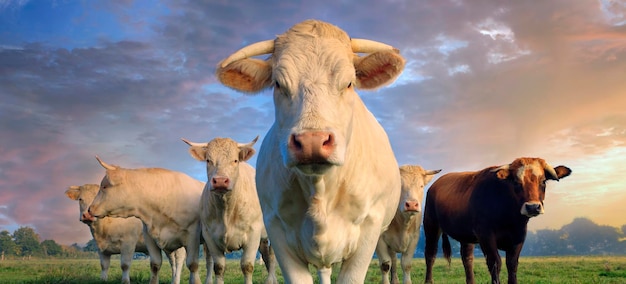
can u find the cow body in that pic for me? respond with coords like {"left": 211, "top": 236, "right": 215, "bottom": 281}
{"left": 376, "top": 166, "right": 440, "bottom": 284}
{"left": 215, "top": 20, "right": 405, "bottom": 283}
{"left": 182, "top": 137, "right": 277, "bottom": 284}
{"left": 66, "top": 184, "right": 149, "bottom": 284}
{"left": 87, "top": 157, "right": 209, "bottom": 284}
{"left": 423, "top": 157, "right": 571, "bottom": 284}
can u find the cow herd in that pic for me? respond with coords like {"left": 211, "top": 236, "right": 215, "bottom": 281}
{"left": 64, "top": 20, "right": 571, "bottom": 284}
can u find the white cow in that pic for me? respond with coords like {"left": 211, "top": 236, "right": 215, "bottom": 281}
{"left": 375, "top": 166, "right": 441, "bottom": 284}
{"left": 215, "top": 20, "right": 405, "bottom": 283}
{"left": 65, "top": 184, "right": 186, "bottom": 284}
{"left": 182, "top": 136, "right": 277, "bottom": 284}
{"left": 87, "top": 157, "right": 210, "bottom": 284}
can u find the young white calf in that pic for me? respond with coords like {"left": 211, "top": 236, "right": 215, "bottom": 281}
{"left": 376, "top": 165, "right": 441, "bottom": 284}
{"left": 182, "top": 136, "right": 277, "bottom": 284}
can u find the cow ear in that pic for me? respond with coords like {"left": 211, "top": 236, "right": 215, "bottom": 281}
{"left": 551, "top": 165, "right": 572, "bottom": 180}
{"left": 354, "top": 50, "right": 405, "bottom": 90}
{"left": 188, "top": 147, "right": 207, "bottom": 162}
{"left": 239, "top": 147, "right": 256, "bottom": 162}
{"left": 493, "top": 166, "right": 510, "bottom": 180}
{"left": 65, "top": 186, "right": 80, "bottom": 200}
{"left": 216, "top": 58, "right": 272, "bottom": 93}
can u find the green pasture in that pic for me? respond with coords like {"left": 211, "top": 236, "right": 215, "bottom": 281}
{"left": 0, "top": 256, "right": 625, "bottom": 283}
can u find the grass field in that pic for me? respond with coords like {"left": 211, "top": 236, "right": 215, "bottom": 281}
{"left": 0, "top": 255, "right": 625, "bottom": 283}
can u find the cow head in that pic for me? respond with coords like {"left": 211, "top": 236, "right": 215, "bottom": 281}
{"left": 182, "top": 136, "right": 258, "bottom": 193}
{"left": 492, "top": 157, "right": 572, "bottom": 217}
{"left": 399, "top": 165, "right": 441, "bottom": 216}
{"left": 87, "top": 156, "right": 137, "bottom": 219}
{"left": 65, "top": 184, "right": 99, "bottom": 224}
{"left": 215, "top": 20, "right": 405, "bottom": 175}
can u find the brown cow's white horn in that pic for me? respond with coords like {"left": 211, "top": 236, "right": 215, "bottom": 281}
{"left": 220, "top": 39, "right": 275, "bottom": 68}
{"left": 238, "top": 135, "right": 260, "bottom": 148}
{"left": 181, "top": 138, "right": 207, "bottom": 147}
{"left": 544, "top": 164, "right": 559, "bottom": 181}
{"left": 351, "top": 38, "right": 399, "bottom": 54}
{"left": 95, "top": 155, "right": 116, "bottom": 170}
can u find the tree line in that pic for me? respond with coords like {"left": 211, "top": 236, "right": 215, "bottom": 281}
{"left": 413, "top": 217, "right": 626, "bottom": 257}
{"left": 1, "top": 217, "right": 624, "bottom": 260}
{"left": 0, "top": 226, "right": 99, "bottom": 259}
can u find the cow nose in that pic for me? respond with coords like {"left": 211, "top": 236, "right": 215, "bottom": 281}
{"left": 211, "top": 176, "right": 230, "bottom": 189}
{"left": 288, "top": 131, "right": 336, "bottom": 164}
{"left": 524, "top": 203, "right": 543, "bottom": 216}
{"left": 83, "top": 209, "right": 96, "bottom": 222}
{"left": 404, "top": 201, "right": 420, "bottom": 212}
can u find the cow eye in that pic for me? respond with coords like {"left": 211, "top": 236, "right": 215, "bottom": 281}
{"left": 275, "top": 81, "right": 280, "bottom": 89}
{"left": 347, "top": 82, "right": 352, "bottom": 89}
{"left": 234, "top": 159, "right": 238, "bottom": 164}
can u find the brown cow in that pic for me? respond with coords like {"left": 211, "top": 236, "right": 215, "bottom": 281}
{"left": 423, "top": 157, "right": 571, "bottom": 284}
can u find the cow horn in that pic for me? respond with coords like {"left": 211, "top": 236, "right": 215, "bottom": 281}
{"left": 425, "top": 169, "right": 442, "bottom": 175}
{"left": 181, "top": 138, "right": 207, "bottom": 147}
{"left": 220, "top": 39, "right": 275, "bottom": 68}
{"left": 544, "top": 164, "right": 559, "bottom": 181}
{"left": 351, "top": 38, "right": 399, "bottom": 54}
{"left": 95, "top": 156, "right": 116, "bottom": 170}
{"left": 238, "top": 135, "right": 260, "bottom": 148}
{"left": 68, "top": 185, "right": 80, "bottom": 190}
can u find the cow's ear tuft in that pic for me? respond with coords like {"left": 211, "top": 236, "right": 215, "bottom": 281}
{"left": 188, "top": 147, "right": 206, "bottom": 162}
{"left": 553, "top": 165, "right": 572, "bottom": 180}
{"left": 65, "top": 187, "right": 80, "bottom": 200}
{"left": 239, "top": 147, "right": 256, "bottom": 162}
{"left": 354, "top": 50, "right": 405, "bottom": 90}
{"left": 216, "top": 58, "right": 272, "bottom": 93}
{"left": 494, "top": 167, "right": 510, "bottom": 180}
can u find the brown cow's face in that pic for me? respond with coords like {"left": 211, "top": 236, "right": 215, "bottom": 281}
{"left": 495, "top": 157, "right": 572, "bottom": 218}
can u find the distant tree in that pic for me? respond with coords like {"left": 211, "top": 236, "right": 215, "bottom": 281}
{"left": 0, "top": 230, "right": 17, "bottom": 256}
{"left": 562, "top": 217, "right": 622, "bottom": 255}
{"left": 41, "top": 239, "right": 63, "bottom": 256}
{"left": 621, "top": 224, "right": 626, "bottom": 236}
{"left": 530, "top": 228, "right": 570, "bottom": 255}
{"left": 12, "top": 226, "right": 42, "bottom": 256}
{"left": 83, "top": 238, "right": 98, "bottom": 252}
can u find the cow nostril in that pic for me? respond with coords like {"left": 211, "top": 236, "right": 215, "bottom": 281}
{"left": 290, "top": 134, "right": 303, "bottom": 151}
{"left": 322, "top": 133, "right": 334, "bottom": 147}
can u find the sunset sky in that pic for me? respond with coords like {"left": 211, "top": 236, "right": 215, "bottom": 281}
{"left": 1, "top": 0, "right": 625, "bottom": 246}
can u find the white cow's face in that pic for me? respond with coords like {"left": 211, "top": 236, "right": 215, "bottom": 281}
{"left": 215, "top": 20, "right": 406, "bottom": 176}
{"left": 398, "top": 166, "right": 441, "bottom": 216}
{"left": 272, "top": 40, "right": 355, "bottom": 175}
{"left": 88, "top": 170, "right": 136, "bottom": 219}
{"left": 185, "top": 137, "right": 256, "bottom": 193}
{"left": 65, "top": 184, "right": 99, "bottom": 223}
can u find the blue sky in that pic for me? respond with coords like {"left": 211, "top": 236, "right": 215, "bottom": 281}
{"left": 1, "top": 0, "right": 625, "bottom": 245}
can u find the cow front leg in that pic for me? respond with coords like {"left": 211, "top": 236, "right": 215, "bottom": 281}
{"left": 423, "top": 228, "right": 441, "bottom": 283}
{"left": 144, "top": 234, "right": 162, "bottom": 284}
{"left": 120, "top": 243, "right": 135, "bottom": 284}
{"left": 375, "top": 239, "right": 393, "bottom": 284}
{"left": 166, "top": 247, "right": 186, "bottom": 284}
{"left": 479, "top": 239, "right": 501, "bottom": 284}
{"left": 259, "top": 237, "right": 278, "bottom": 284}
{"left": 98, "top": 252, "right": 111, "bottom": 281}
{"left": 336, "top": 225, "right": 381, "bottom": 284}
{"left": 505, "top": 243, "right": 523, "bottom": 284}
{"left": 265, "top": 218, "right": 313, "bottom": 284}
{"left": 241, "top": 240, "right": 261, "bottom": 284}
{"left": 185, "top": 233, "right": 202, "bottom": 284}
{"left": 460, "top": 243, "right": 475, "bottom": 284}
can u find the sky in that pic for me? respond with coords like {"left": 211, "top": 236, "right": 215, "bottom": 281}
{"left": 0, "top": 0, "right": 625, "bottom": 246}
